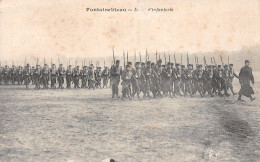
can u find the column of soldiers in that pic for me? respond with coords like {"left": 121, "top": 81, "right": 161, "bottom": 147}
{"left": 0, "top": 56, "right": 255, "bottom": 101}
{"left": 0, "top": 63, "right": 111, "bottom": 90}
{"left": 110, "top": 58, "right": 255, "bottom": 101}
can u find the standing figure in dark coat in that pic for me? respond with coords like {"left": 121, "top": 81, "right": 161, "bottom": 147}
{"left": 238, "top": 60, "right": 255, "bottom": 101}
{"left": 50, "top": 64, "right": 57, "bottom": 89}
{"left": 101, "top": 67, "right": 110, "bottom": 88}
{"left": 110, "top": 60, "right": 121, "bottom": 98}
{"left": 57, "top": 64, "right": 65, "bottom": 89}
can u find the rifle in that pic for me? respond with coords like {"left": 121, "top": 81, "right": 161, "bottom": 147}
{"left": 134, "top": 51, "right": 136, "bottom": 64}
{"left": 112, "top": 48, "right": 115, "bottom": 64}
{"left": 69, "top": 58, "right": 70, "bottom": 65}
{"left": 51, "top": 58, "right": 53, "bottom": 65}
{"left": 187, "top": 53, "right": 189, "bottom": 67}
{"left": 139, "top": 52, "right": 141, "bottom": 62}
{"left": 228, "top": 56, "right": 230, "bottom": 70}
{"left": 145, "top": 49, "right": 147, "bottom": 62}
{"left": 104, "top": 60, "right": 105, "bottom": 68}
{"left": 123, "top": 51, "right": 125, "bottom": 68}
{"left": 203, "top": 56, "right": 207, "bottom": 68}
{"left": 127, "top": 51, "right": 129, "bottom": 64}
{"left": 174, "top": 53, "right": 177, "bottom": 65}
{"left": 213, "top": 57, "right": 217, "bottom": 66}
{"left": 36, "top": 58, "right": 39, "bottom": 66}
{"left": 44, "top": 58, "right": 46, "bottom": 65}
{"left": 220, "top": 55, "right": 224, "bottom": 67}
{"left": 181, "top": 54, "right": 183, "bottom": 66}
{"left": 58, "top": 58, "right": 60, "bottom": 65}
{"left": 164, "top": 52, "right": 166, "bottom": 65}
{"left": 211, "top": 57, "right": 213, "bottom": 66}
{"left": 156, "top": 51, "right": 158, "bottom": 62}
{"left": 168, "top": 54, "right": 170, "bottom": 62}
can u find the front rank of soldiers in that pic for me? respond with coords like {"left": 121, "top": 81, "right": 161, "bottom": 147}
{"left": 0, "top": 59, "right": 255, "bottom": 102}
{"left": 0, "top": 63, "right": 111, "bottom": 90}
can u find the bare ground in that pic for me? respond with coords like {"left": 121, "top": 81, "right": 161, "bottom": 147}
{"left": 0, "top": 82, "right": 260, "bottom": 161}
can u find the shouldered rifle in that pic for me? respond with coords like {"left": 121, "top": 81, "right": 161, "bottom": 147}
{"left": 187, "top": 53, "right": 189, "bottom": 67}
{"left": 174, "top": 53, "right": 177, "bottom": 65}
{"left": 112, "top": 48, "right": 115, "bottom": 64}
{"left": 220, "top": 55, "right": 224, "bottom": 67}
{"left": 123, "top": 51, "right": 125, "bottom": 68}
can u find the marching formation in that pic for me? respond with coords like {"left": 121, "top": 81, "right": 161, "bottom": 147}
{"left": 0, "top": 51, "right": 255, "bottom": 102}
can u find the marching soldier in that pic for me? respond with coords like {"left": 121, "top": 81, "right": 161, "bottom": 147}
{"left": 50, "top": 64, "right": 57, "bottom": 89}
{"left": 110, "top": 60, "right": 121, "bottom": 98}
{"left": 161, "top": 62, "right": 173, "bottom": 97}
{"left": 3, "top": 65, "right": 10, "bottom": 85}
{"left": 101, "top": 67, "right": 110, "bottom": 88}
{"left": 34, "top": 65, "right": 41, "bottom": 89}
{"left": 192, "top": 65, "right": 204, "bottom": 97}
{"left": 131, "top": 62, "right": 142, "bottom": 100}
{"left": 10, "top": 65, "right": 16, "bottom": 85}
{"left": 30, "top": 66, "right": 35, "bottom": 85}
{"left": 17, "top": 66, "right": 23, "bottom": 85}
{"left": 88, "top": 65, "right": 96, "bottom": 90}
{"left": 184, "top": 64, "right": 194, "bottom": 97}
{"left": 23, "top": 64, "right": 31, "bottom": 89}
{"left": 238, "top": 60, "right": 255, "bottom": 101}
{"left": 41, "top": 64, "right": 49, "bottom": 89}
{"left": 95, "top": 66, "right": 102, "bottom": 89}
{"left": 81, "top": 66, "right": 88, "bottom": 88}
{"left": 73, "top": 66, "right": 80, "bottom": 88}
{"left": 0, "top": 65, "right": 3, "bottom": 85}
{"left": 173, "top": 64, "right": 182, "bottom": 96}
{"left": 121, "top": 64, "right": 133, "bottom": 100}
{"left": 57, "top": 64, "right": 65, "bottom": 89}
{"left": 228, "top": 64, "right": 238, "bottom": 95}
{"left": 66, "top": 65, "right": 73, "bottom": 89}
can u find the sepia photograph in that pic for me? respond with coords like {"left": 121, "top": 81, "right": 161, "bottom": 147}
{"left": 0, "top": 0, "right": 260, "bottom": 161}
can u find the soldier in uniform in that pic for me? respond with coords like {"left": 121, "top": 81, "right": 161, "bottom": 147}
{"left": 17, "top": 66, "right": 23, "bottom": 85}
{"left": 121, "top": 64, "right": 133, "bottom": 100}
{"left": 41, "top": 64, "right": 49, "bottom": 89}
{"left": 131, "top": 62, "right": 142, "bottom": 100}
{"left": 34, "top": 65, "right": 41, "bottom": 89}
{"left": 227, "top": 64, "right": 238, "bottom": 95}
{"left": 88, "top": 65, "right": 96, "bottom": 90}
{"left": 143, "top": 61, "right": 155, "bottom": 99}
{"left": 50, "top": 64, "right": 57, "bottom": 89}
{"left": 110, "top": 60, "right": 121, "bottom": 98}
{"left": 95, "top": 66, "right": 102, "bottom": 89}
{"left": 101, "top": 67, "right": 110, "bottom": 88}
{"left": 23, "top": 64, "right": 31, "bottom": 89}
{"left": 238, "top": 60, "right": 255, "bottom": 101}
{"left": 0, "top": 65, "right": 3, "bottom": 85}
{"left": 161, "top": 62, "right": 173, "bottom": 97}
{"left": 192, "top": 65, "right": 204, "bottom": 97}
{"left": 3, "top": 65, "right": 10, "bottom": 85}
{"left": 81, "top": 66, "right": 88, "bottom": 88}
{"left": 73, "top": 66, "right": 80, "bottom": 88}
{"left": 202, "top": 65, "right": 214, "bottom": 97}
{"left": 184, "top": 64, "right": 194, "bottom": 97}
{"left": 66, "top": 65, "right": 73, "bottom": 89}
{"left": 30, "top": 66, "right": 35, "bottom": 85}
{"left": 173, "top": 64, "right": 182, "bottom": 96}
{"left": 57, "top": 64, "right": 65, "bottom": 89}
{"left": 10, "top": 65, "right": 17, "bottom": 85}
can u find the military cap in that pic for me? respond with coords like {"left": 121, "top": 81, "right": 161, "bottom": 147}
{"left": 158, "top": 59, "right": 162, "bottom": 63}
{"left": 229, "top": 64, "right": 233, "bottom": 66}
{"left": 141, "top": 62, "right": 145, "bottom": 65}
{"left": 167, "top": 62, "right": 171, "bottom": 65}
{"left": 27, "top": 64, "right": 30, "bottom": 66}
{"left": 59, "top": 64, "right": 63, "bottom": 66}
{"left": 218, "top": 65, "right": 221, "bottom": 68}
{"left": 176, "top": 63, "right": 180, "bottom": 66}
{"left": 224, "top": 64, "right": 228, "bottom": 68}
{"left": 188, "top": 64, "right": 193, "bottom": 67}
{"left": 116, "top": 60, "right": 120, "bottom": 63}
{"left": 198, "top": 65, "right": 202, "bottom": 68}
{"left": 52, "top": 64, "right": 56, "bottom": 66}
{"left": 181, "top": 65, "right": 185, "bottom": 68}
{"left": 135, "top": 62, "right": 140, "bottom": 65}
{"left": 171, "top": 63, "right": 174, "bottom": 66}
{"left": 245, "top": 60, "right": 250, "bottom": 63}
{"left": 127, "top": 62, "right": 132, "bottom": 66}
{"left": 147, "top": 61, "right": 151, "bottom": 65}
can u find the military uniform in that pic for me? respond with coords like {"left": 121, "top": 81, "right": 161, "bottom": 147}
{"left": 238, "top": 60, "right": 255, "bottom": 101}
{"left": 110, "top": 60, "right": 121, "bottom": 98}
{"left": 66, "top": 65, "right": 73, "bottom": 89}
{"left": 41, "top": 64, "right": 49, "bottom": 89}
{"left": 50, "top": 64, "right": 57, "bottom": 89}
{"left": 57, "top": 64, "right": 65, "bottom": 89}
{"left": 73, "top": 66, "right": 80, "bottom": 88}
{"left": 34, "top": 65, "right": 41, "bottom": 89}
{"left": 23, "top": 64, "right": 31, "bottom": 89}
{"left": 81, "top": 66, "right": 88, "bottom": 88}
{"left": 101, "top": 67, "right": 110, "bottom": 88}
{"left": 161, "top": 62, "right": 173, "bottom": 97}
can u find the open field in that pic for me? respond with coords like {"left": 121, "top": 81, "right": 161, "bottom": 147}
{"left": 0, "top": 81, "right": 260, "bottom": 161}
